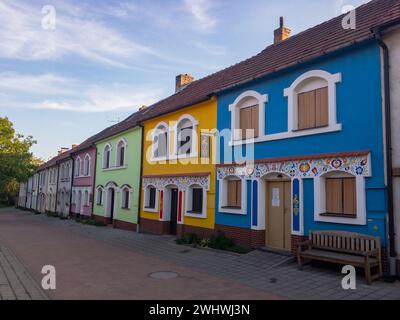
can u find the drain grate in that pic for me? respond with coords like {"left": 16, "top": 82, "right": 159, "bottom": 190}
{"left": 149, "top": 271, "right": 179, "bottom": 280}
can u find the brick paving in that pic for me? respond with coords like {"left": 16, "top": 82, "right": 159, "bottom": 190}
{"left": 0, "top": 242, "right": 48, "bottom": 300}
{"left": 1, "top": 208, "right": 400, "bottom": 300}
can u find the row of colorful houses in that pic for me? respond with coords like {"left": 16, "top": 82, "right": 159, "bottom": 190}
{"left": 17, "top": 0, "right": 400, "bottom": 276}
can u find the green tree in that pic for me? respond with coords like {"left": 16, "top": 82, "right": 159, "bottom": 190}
{"left": 0, "top": 117, "right": 39, "bottom": 205}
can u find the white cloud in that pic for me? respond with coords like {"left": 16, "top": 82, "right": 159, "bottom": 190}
{"left": 183, "top": 0, "right": 218, "bottom": 32}
{"left": 0, "top": 0, "right": 156, "bottom": 67}
{"left": 0, "top": 72, "right": 163, "bottom": 113}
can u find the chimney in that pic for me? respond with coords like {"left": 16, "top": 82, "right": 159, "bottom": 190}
{"left": 274, "top": 16, "right": 291, "bottom": 44}
{"left": 139, "top": 105, "right": 148, "bottom": 111}
{"left": 72, "top": 144, "right": 78, "bottom": 149}
{"left": 58, "top": 147, "right": 69, "bottom": 155}
{"left": 175, "top": 74, "right": 194, "bottom": 93}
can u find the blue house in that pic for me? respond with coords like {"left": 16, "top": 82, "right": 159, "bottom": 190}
{"left": 214, "top": 0, "right": 398, "bottom": 256}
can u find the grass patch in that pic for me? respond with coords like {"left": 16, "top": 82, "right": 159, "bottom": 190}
{"left": 46, "top": 211, "right": 59, "bottom": 218}
{"left": 75, "top": 217, "right": 106, "bottom": 227}
{"left": 176, "top": 231, "right": 250, "bottom": 254}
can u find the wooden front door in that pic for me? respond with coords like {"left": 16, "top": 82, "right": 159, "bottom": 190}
{"left": 170, "top": 188, "right": 178, "bottom": 235}
{"left": 266, "top": 181, "right": 291, "bottom": 251}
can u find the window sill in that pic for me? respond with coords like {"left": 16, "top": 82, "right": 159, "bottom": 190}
{"left": 229, "top": 123, "right": 342, "bottom": 146}
{"left": 102, "top": 166, "right": 128, "bottom": 172}
{"left": 219, "top": 206, "right": 246, "bottom": 215}
{"left": 185, "top": 211, "right": 207, "bottom": 219}
{"left": 143, "top": 207, "right": 159, "bottom": 213}
{"left": 320, "top": 213, "right": 357, "bottom": 219}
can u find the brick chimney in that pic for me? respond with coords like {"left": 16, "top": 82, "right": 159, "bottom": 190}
{"left": 72, "top": 144, "right": 78, "bottom": 149}
{"left": 175, "top": 74, "right": 194, "bottom": 93}
{"left": 274, "top": 17, "right": 291, "bottom": 44}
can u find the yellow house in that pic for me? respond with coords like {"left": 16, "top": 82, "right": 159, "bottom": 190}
{"left": 139, "top": 78, "right": 217, "bottom": 238}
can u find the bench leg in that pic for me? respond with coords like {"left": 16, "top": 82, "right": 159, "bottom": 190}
{"left": 364, "top": 262, "right": 372, "bottom": 285}
{"left": 297, "top": 255, "right": 303, "bottom": 270}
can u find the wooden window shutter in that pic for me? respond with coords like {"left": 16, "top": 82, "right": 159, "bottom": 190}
{"left": 315, "top": 87, "right": 328, "bottom": 127}
{"left": 240, "top": 105, "right": 258, "bottom": 139}
{"left": 227, "top": 180, "right": 241, "bottom": 208}
{"left": 298, "top": 86, "right": 328, "bottom": 130}
{"left": 343, "top": 178, "right": 357, "bottom": 215}
{"left": 326, "top": 178, "right": 343, "bottom": 214}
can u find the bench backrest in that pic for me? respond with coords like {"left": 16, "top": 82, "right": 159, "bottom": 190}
{"left": 309, "top": 231, "right": 381, "bottom": 255}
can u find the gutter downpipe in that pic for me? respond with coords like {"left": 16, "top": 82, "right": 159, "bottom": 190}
{"left": 373, "top": 28, "right": 396, "bottom": 278}
{"left": 137, "top": 124, "right": 144, "bottom": 233}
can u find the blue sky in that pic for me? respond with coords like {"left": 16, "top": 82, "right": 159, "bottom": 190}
{"left": 0, "top": 0, "right": 369, "bottom": 160}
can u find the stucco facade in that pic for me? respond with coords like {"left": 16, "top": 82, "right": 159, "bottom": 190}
{"left": 93, "top": 127, "right": 142, "bottom": 230}
{"left": 56, "top": 158, "right": 73, "bottom": 218}
{"left": 45, "top": 165, "right": 58, "bottom": 213}
{"left": 140, "top": 98, "right": 217, "bottom": 237}
{"left": 31, "top": 173, "right": 39, "bottom": 211}
{"left": 215, "top": 43, "right": 387, "bottom": 251}
{"left": 71, "top": 147, "right": 96, "bottom": 217}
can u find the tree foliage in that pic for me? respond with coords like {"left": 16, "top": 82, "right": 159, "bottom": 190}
{"left": 0, "top": 117, "right": 40, "bottom": 205}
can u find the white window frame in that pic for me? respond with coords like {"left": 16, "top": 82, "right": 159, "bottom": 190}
{"left": 116, "top": 138, "right": 127, "bottom": 168}
{"left": 103, "top": 144, "right": 112, "bottom": 169}
{"left": 75, "top": 157, "right": 82, "bottom": 177}
{"left": 185, "top": 184, "right": 207, "bottom": 218}
{"left": 314, "top": 171, "right": 366, "bottom": 225}
{"left": 96, "top": 186, "right": 104, "bottom": 206}
{"left": 143, "top": 185, "right": 159, "bottom": 213}
{"left": 72, "top": 191, "right": 76, "bottom": 205}
{"left": 83, "top": 154, "right": 91, "bottom": 176}
{"left": 218, "top": 175, "right": 247, "bottom": 215}
{"left": 151, "top": 122, "right": 169, "bottom": 162}
{"left": 174, "top": 114, "right": 199, "bottom": 159}
{"left": 284, "top": 70, "right": 342, "bottom": 133}
{"left": 120, "top": 185, "right": 132, "bottom": 209}
{"left": 229, "top": 90, "right": 268, "bottom": 143}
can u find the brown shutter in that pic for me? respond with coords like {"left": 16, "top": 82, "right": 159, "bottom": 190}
{"left": 227, "top": 180, "right": 236, "bottom": 207}
{"left": 343, "top": 178, "right": 357, "bottom": 215}
{"left": 298, "top": 90, "right": 316, "bottom": 130}
{"left": 235, "top": 180, "right": 242, "bottom": 208}
{"left": 326, "top": 178, "right": 343, "bottom": 214}
{"left": 240, "top": 106, "right": 258, "bottom": 139}
{"left": 315, "top": 87, "right": 328, "bottom": 127}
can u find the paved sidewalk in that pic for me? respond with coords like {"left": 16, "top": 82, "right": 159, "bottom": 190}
{"left": 1, "top": 208, "right": 400, "bottom": 300}
{"left": 0, "top": 242, "right": 48, "bottom": 300}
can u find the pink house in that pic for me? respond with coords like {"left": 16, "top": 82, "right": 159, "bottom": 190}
{"left": 70, "top": 138, "right": 96, "bottom": 217}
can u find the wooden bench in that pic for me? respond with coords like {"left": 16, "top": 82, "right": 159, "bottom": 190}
{"left": 297, "top": 231, "right": 383, "bottom": 285}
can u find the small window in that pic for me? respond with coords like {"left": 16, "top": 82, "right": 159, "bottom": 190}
{"left": 103, "top": 145, "right": 111, "bottom": 169}
{"left": 226, "top": 179, "right": 242, "bottom": 209}
{"left": 84, "top": 155, "right": 90, "bottom": 176}
{"left": 96, "top": 188, "right": 103, "bottom": 205}
{"left": 178, "top": 120, "right": 193, "bottom": 156}
{"left": 117, "top": 140, "right": 126, "bottom": 167}
{"left": 325, "top": 177, "right": 356, "bottom": 217}
{"left": 189, "top": 188, "right": 203, "bottom": 214}
{"left": 146, "top": 187, "right": 156, "bottom": 209}
{"left": 297, "top": 87, "right": 328, "bottom": 130}
{"left": 122, "top": 188, "right": 130, "bottom": 209}
{"left": 240, "top": 105, "right": 259, "bottom": 139}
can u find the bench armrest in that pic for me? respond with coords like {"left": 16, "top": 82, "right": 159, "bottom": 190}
{"left": 297, "top": 240, "right": 312, "bottom": 254}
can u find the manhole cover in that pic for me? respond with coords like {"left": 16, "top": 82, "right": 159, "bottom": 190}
{"left": 149, "top": 271, "right": 179, "bottom": 280}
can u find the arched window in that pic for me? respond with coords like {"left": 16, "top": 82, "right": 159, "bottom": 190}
{"left": 186, "top": 184, "right": 206, "bottom": 218}
{"left": 75, "top": 157, "right": 81, "bottom": 177}
{"left": 83, "top": 154, "right": 90, "bottom": 176}
{"left": 96, "top": 187, "right": 103, "bottom": 205}
{"left": 176, "top": 115, "right": 198, "bottom": 157}
{"left": 72, "top": 191, "right": 76, "bottom": 204}
{"left": 152, "top": 123, "right": 168, "bottom": 160}
{"left": 103, "top": 145, "right": 111, "bottom": 169}
{"left": 144, "top": 185, "right": 157, "bottom": 211}
{"left": 284, "top": 70, "right": 341, "bottom": 132}
{"left": 218, "top": 176, "right": 246, "bottom": 215}
{"left": 229, "top": 91, "right": 268, "bottom": 141}
{"left": 121, "top": 186, "right": 131, "bottom": 209}
{"left": 116, "top": 139, "right": 126, "bottom": 167}
{"left": 314, "top": 170, "right": 366, "bottom": 225}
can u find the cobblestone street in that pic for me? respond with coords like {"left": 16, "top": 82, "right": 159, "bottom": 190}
{"left": 1, "top": 208, "right": 399, "bottom": 300}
